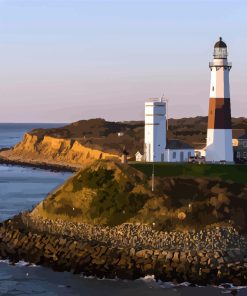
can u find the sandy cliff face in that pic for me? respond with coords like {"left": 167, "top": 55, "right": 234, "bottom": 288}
{"left": 0, "top": 133, "right": 120, "bottom": 168}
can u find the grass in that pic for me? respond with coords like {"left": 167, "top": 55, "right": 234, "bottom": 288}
{"left": 37, "top": 161, "right": 151, "bottom": 226}
{"left": 130, "top": 162, "right": 247, "bottom": 184}
{"left": 33, "top": 160, "right": 247, "bottom": 231}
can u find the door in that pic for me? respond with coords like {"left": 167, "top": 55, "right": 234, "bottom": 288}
{"left": 180, "top": 151, "right": 184, "bottom": 162}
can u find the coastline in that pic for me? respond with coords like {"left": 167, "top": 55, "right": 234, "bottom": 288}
{"left": 1, "top": 144, "right": 247, "bottom": 287}
{"left": 1, "top": 214, "right": 247, "bottom": 286}
{"left": 0, "top": 155, "right": 77, "bottom": 173}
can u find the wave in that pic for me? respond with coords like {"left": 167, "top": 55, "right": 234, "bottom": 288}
{"left": 0, "top": 259, "right": 38, "bottom": 268}
{"left": 218, "top": 283, "right": 247, "bottom": 291}
{"left": 0, "top": 260, "right": 246, "bottom": 292}
{"left": 15, "top": 260, "right": 38, "bottom": 267}
{"left": 139, "top": 277, "right": 199, "bottom": 289}
{"left": 0, "top": 259, "right": 10, "bottom": 264}
{"left": 79, "top": 273, "right": 247, "bottom": 291}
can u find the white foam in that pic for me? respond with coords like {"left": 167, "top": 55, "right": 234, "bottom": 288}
{"left": 79, "top": 273, "right": 247, "bottom": 290}
{"left": 177, "top": 282, "right": 192, "bottom": 287}
{"left": 0, "top": 259, "right": 38, "bottom": 268}
{"left": 0, "top": 259, "right": 10, "bottom": 264}
{"left": 80, "top": 275, "right": 95, "bottom": 279}
{"left": 15, "top": 260, "right": 30, "bottom": 267}
{"left": 80, "top": 274, "right": 118, "bottom": 281}
{"left": 139, "top": 275, "right": 155, "bottom": 282}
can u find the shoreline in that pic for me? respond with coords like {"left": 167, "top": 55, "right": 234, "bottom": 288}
{"left": 1, "top": 148, "right": 247, "bottom": 286}
{"left": 1, "top": 214, "right": 247, "bottom": 286}
{"left": 0, "top": 155, "right": 77, "bottom": 173}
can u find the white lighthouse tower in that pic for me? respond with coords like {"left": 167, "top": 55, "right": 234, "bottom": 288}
{"left": 144, "top": 98, "right": 167, "bottom": 162}
{"left": 206, "top": 37, "right": 233, "bottom": 162}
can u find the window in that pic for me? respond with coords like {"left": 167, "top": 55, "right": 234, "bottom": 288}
{"left": 188, "top": 152, "right": 191, "bottom": 158}
{"left": 244, "top": 152, "right": 247, "bottom": 158}
{"left": 243, "top": 141, "right": 247, "bottom": 148}
{"left": 212, "top": 86, "right": 214, "bottom": 91}
{"left": 172, "top": 152, "right": 176, "bottom": 159}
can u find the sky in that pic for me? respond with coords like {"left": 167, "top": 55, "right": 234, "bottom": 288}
{"left": 0, "top": 0, "right": 246, "bottom": 123}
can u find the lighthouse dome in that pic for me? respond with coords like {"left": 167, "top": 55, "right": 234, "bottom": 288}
{"left": 214, "top": 37, "right": 227, "bottom": 48}
{"left": 213, "top": 37, "right": 227, "bottom": 59}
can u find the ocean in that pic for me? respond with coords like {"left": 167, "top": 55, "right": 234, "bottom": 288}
{"left": 0, "top": 123, "right": 246, "bottom": 296}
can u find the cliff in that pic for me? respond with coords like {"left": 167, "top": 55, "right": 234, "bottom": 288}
{"left": 0, "top": 133, "right": 120, "bottom": 169}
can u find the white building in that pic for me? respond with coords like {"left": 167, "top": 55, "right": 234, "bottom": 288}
{"left": 144, "top": 98, "right": 167, "bottom": 162}
{"left": 165, "top": 140, "right": 194, "bottom": 162}
{"left": 144, "top": 98, "right": 195, "bottom": 162}
{"left": 206, "top": 37, "right": 233, "bottom": 162}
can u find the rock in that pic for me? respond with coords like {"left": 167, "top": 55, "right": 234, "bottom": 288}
{"left": 130, "top": 248, "right": 135, "bottom": 257}
{"left": 92, "top": 257, "right": 106, "bottom": 265}
{"left": 166, "top": 252, "right": 173, "bottom": 260}
{"left": 45, "top": 243, "right": 56, "bottom": 254}
{"left": 172, "top": 252, "right": 180, "bottom": 263}
{"left": 1, "top": 216, "right": 247, "bottom": 285}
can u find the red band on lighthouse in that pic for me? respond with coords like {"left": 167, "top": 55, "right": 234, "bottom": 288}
{"left": 207, "top": 98, "right": 232, "bottom": 129}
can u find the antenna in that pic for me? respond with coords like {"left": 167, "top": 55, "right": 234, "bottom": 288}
{"left": 161, "top": 93, "right": 169, "bottom": 131}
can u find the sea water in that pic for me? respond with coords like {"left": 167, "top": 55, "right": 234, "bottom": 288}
{"left": 0, "top": 123, "right": 246, "bottom": 296}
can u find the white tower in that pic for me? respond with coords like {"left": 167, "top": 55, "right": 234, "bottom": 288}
{"left": 144, "top": 98, "right": 166, "bottom": 162}
{"left": 206, "top": 37, "right": 233, "bottom": 162}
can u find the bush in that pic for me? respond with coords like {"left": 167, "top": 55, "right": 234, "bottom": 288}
{"left": 72, "top": 168, "right": 115, "bottom": 191}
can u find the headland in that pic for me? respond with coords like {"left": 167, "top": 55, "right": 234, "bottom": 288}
{"left": 1, "top": 159, "right": 247, "bottom": 285}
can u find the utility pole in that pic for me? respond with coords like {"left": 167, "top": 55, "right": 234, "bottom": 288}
{"left": 152, "top": 160, "right": 155, "bottom": 192}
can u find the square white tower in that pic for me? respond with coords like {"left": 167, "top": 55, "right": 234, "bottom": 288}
{"left": 144, "top": 98, "right": 167, "bottom": 162}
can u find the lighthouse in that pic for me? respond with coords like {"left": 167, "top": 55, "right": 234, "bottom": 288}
{"left": 206, "top": 37, "right": 233, "bottom": 163}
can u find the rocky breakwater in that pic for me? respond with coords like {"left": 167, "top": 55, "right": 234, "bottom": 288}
{"left": 1, "top": 215, "right": 247, "bottom": 286}
{"left": 0, "top": 133, "right": 120, "bottom": 169}
{"left": 23, "top": 214, "right": 247, "bottom": 251}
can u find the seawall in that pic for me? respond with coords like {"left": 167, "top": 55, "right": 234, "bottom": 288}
{"left": 1, "top": 215, "right": 247, "bottom": 286}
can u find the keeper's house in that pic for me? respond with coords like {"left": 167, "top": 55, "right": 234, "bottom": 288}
{"left": 164, "top": 139, "right": 194, "bottom": 162}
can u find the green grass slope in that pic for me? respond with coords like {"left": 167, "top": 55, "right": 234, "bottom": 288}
{"left": 33, "top": 161, "right": 150, "bottom": 226}
{"left": 131, "top": 163, "right": 247, "bottom": 184}
{"left": 32, "top": 160, "right": 247, "bottom": 232}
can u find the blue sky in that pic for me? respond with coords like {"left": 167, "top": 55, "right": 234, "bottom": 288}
{"left": 0, "top": 0, "right": 246, "bottom": 122}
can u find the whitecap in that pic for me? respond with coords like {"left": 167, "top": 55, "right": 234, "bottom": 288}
{"left": 138, "top": 275, "right": 155, "bottom": 282}
{"left": 80, "top": 274, "right": 118, "bottom": 281}
{"left": 0, "top": 259, "right": 10, "bottom": 264}
{"left": 15, "top": 260, "right": 29, "bottom": 266}
{"left": 0, "top": 259, "right": 38, "bottom": 268}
